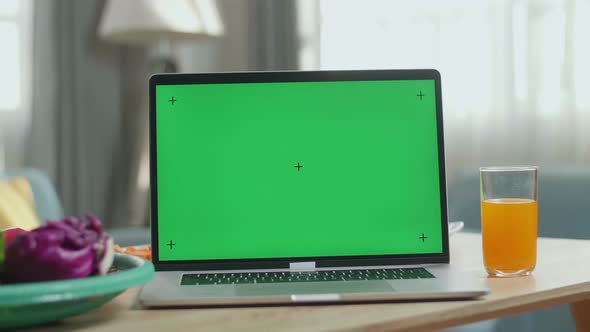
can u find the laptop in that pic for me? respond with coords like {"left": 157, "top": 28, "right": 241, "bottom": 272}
{"left": 140, "top": 69, "right": 488, "bottom": 307}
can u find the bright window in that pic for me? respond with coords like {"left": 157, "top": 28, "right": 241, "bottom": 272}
{"left": 0, "top": 0, "right": 26, "bottom": 112}
{"left": 0, "top": 0, "right": 31, "bottom": 169}
{"left": 314, "top": 0, "right": 590, "bottom": 179}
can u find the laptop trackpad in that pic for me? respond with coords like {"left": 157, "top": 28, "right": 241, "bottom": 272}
{"left": 236, "top": 281, "right": 394, "bottom": 296}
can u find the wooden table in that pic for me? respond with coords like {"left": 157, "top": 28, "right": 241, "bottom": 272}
{"left": 28, "top": 233, "right": 590, "bottom": 331}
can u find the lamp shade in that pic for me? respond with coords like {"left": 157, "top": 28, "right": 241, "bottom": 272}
{"left": 98, "top": 0, "right": 224, "bottom": 44}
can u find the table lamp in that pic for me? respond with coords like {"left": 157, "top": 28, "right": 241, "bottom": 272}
{"left": 98, "top": 0, "right": 224, "bottom": 72}
{"left": 96, "top": 0, "right": 224, "bottom": 227}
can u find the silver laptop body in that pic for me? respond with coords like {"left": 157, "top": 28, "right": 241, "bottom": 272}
{"left": 140, "top": 69, "right": 488, "bottom": 307}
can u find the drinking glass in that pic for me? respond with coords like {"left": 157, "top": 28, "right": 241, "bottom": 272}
{"left": 480, "top": 166, "right": 538, "bottom": 277}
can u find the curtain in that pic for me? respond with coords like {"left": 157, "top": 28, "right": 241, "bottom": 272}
{"left": 317, "top": 0, "right": 590, "bottom": 186}
{"left": 107, "top": 48, "right": 150, "bottom": 228}
{"left": 246, "top": 0, "right": 299, "bottom": 70}
{"left": 26, "top": 0, "right": 149, "bottom": 227}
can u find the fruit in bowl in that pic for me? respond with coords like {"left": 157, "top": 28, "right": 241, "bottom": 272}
{"left": 0, "top": 214, "right": 154, "bottom": 329}
{"left": 1, "top": 214, "right": 114, "bottom": 283}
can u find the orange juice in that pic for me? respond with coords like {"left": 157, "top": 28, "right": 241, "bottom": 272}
{"left": 481, "top": 198, "right": 537, "bottom": 275}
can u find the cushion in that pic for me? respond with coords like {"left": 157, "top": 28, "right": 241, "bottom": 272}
{"left": 0, "top": 177, "right": 41, "bottom": 230}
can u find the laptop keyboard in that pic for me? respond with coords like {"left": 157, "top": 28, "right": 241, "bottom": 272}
{"left": 181, "top": 267, "right": 434, "bottom": 285}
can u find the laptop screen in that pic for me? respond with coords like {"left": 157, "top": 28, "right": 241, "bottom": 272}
{"left": 153, "top": 73, "right": 445, "bottom": 263}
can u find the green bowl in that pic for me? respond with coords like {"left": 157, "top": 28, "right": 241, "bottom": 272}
{"left": 0, "top": 254, "right": 154, "bottom": 329}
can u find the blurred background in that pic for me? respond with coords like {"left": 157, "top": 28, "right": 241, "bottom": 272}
{"left": 0, "top": 0, "right": 588, "bottom": 331}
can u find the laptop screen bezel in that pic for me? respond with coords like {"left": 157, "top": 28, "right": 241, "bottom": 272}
{"left": 149, "top": 69, "right": 450, "bottom": 271}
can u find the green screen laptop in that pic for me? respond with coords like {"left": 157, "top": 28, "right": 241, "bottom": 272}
{"left": 140, "top": 69, "right": 487, "bottom": 306}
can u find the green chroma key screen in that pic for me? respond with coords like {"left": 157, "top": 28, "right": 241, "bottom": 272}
{"left": 155, "top": 79, "right": 443, "bottom": 261}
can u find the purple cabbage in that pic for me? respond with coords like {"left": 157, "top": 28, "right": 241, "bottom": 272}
{"left": 4, "top": 214, "right": 114, "bottom": 283}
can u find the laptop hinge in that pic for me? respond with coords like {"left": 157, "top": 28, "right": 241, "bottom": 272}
{"left": 289, "top": 261, "right": 316, "bottom": 272}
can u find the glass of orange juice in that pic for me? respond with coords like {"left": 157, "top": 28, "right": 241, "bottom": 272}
{"left": 480, "top": 166, "right": 538, "bottom": 277}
